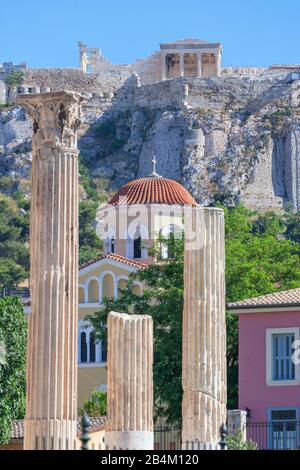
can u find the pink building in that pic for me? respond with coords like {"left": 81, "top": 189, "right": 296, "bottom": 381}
{"left": 229, "top": 288, "right": 300, "bottom": 449}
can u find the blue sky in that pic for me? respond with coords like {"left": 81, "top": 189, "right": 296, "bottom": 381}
{"left": 1, "top": 0, "right": 300, "bottom": 68}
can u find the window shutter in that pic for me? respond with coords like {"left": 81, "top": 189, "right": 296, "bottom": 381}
{"left": 272, "top": 334, "right": 295, "bottom": 380}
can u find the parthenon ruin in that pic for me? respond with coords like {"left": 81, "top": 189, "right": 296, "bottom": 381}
{"left": 160, "top": 39, "right": 222, "bottom": 79}
{"left": 78, "top": 38, "right": 222, "bottom": 85}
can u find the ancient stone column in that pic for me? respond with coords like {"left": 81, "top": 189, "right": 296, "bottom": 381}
{"left": 196, "top": 53, "right": 202, "bottom": 77}
{"left": 17, "top": 91, "right": 83, "bottom": 450}
{"left": 179, "top": 53, "right": 184, "bottom": 77}
{"left": 182, "top": 207, "right": 227, "bottom": 449}
{"left": 105, "top": 312, "right": 153, "bottom": 450}
{"left": 161, "top": 52, "right": 167, "bottom": 81}
{"left": 216, "top": 50, "right": 222, "bottom": 77}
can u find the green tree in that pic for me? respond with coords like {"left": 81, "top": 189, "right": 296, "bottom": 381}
{"left": 225, "top": 205, "right": 300, "bottom": 407}
{"left": 79, "top": 200, "right": 102, "bottom": 264}
{"left": 284, "top": 211, "right": 300, "bottom": 244}
{"left": 228, "top": 431, "right": 257, "bottom": 450}
{"left": 79, "top": 390, "right": 107, "bottom": 417}
{"left": 0, "top": 259, "right": 27, "bottom": 291}
{"left": 0, "top": 194, "right": 29, "bottom": 289}
{"left": 88, "top": 206, "right": 300, "bottom": 423}
{"left": 78, "top": 155, "right": 105, "bottom": 265}
{"left": 88, "top": 239, "right": 184, "bottom": 425}
{"left": 4, "top": 70, "right": 24, "bottom": 102}
{"left": 0, "top": 297, "right": 27, "bottom": 444}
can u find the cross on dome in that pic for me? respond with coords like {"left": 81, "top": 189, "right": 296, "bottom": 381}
{"left": 150, "top": 153, "right": 162, "bottom": 178}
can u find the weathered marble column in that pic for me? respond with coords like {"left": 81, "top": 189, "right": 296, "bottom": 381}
{"left": 161, "top": 52, "right": 167, "bottom": 81}
{"left": 182, "top": 207, "right": 227, "bottom": 448}
{"left": 105, "top": 312, "right": 153, "bottom": 450}
{"left": 17, "top": 91, "right": 83, "bottom": 450}
{"left": 179, "top": 53, "right": 184, "bottom": 77}
{"left": 196, "top": 53, "right": 202, "bottom": 77}
{"left": 216, "top": 50, "right": 222, "bottom": 77}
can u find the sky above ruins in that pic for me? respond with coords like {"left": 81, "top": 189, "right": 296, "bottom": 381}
{"left": 1, "top": 0, "right": 300, "bottom": 68}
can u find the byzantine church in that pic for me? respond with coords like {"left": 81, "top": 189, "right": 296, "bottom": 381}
{"left": 78, "top": 161, "right": 197, "bottom": 405}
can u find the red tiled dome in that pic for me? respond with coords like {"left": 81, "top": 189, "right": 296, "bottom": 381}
{"left": 109, "top": 176, "right": 197, "bottom": 206}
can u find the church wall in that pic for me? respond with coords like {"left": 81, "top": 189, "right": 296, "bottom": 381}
{"left": 78, "top": 366, "right": 107, "bottom": 408}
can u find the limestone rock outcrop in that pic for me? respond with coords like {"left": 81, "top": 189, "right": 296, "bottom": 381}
{"left": 1, "top": 73, "right": 300, "bottom": 211}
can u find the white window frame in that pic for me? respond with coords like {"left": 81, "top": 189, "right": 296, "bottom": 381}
{"left": 78, "top": 320, "right": 106, "bottom": 368}
{"left": 266, "top": 327, "right": 300, "bottom": 386}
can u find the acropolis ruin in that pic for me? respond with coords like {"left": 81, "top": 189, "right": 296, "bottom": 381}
{"left": 78, "top": 39, "right": 222, "bottom": 85}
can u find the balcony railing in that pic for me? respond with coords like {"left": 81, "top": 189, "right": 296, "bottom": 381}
{"left": 247, "top": 420, "right": 300, "bottom": 450}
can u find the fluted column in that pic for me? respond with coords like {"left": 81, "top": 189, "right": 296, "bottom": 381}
{"left": 161, "top": 52, "right": 167, "bottom": 81}
{"left": 216, "top": 50, "right": 222, "bottom": 77}
{"left": 16, "top": 91, "right": 83, "bottom": 450}
{"left": 179, "top": 53, "right": 184, "bottom": 77}
{"left": 182, "top": 207, "right": 227, "bottom": 448}
{"left": 106, "top": 312, "right": 153, "bottom": 450}
{"left": 196, "top": 53, "right": 202, "bottom": 77}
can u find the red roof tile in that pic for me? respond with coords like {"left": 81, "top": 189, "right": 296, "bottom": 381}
{"left": 80, "top": 252, "right": 147, "bottom": 270}
{"left": 109, "top": 176, "right": 197, "bottom": 206}
{"left": 11, "top": 417, "right": 107, "bottom": 439}
{"left": 228, "top": 287, "right": 300, "bottom": 310}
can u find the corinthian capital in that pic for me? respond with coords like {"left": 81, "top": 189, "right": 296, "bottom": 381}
{"left": 17, "top": 91, "right": 84, "bottom": 151}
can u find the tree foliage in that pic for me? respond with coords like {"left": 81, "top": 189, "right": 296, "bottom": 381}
{"left": 0, "top": 297, "right": 27, "bottom": 444}
{"left": 4, "top": 71, "right": 24, "bottom": 87}
{"left": 88, "top": 206, "right": 300, "bottom": 423}
{"left": 78, "top": 155, "right": 106, "bottom": 265}
{"left": 0, "top": 193, "right": 29, "bottom": 290}
{"left": 227, "top": 431, "right": 257, "bottom": 450}
{"left": 79, "top": 390, "right": 107, "bottom": 417}
{"left": 4, "top": 71, "right": 24, "bottom": 102}
{"left": 225, "top": 206, "right": 300, "bottom": 407}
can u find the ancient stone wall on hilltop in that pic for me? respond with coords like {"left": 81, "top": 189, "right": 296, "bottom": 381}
{"left": 1, "top": 70, "right": 300, "bottom": 212}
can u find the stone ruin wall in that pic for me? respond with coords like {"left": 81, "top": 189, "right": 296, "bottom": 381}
{"left": 132, "top": 52, "right": 163, "bottom": 85}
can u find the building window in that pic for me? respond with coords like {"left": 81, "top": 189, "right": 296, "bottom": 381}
{"left": 89, "top": 332, "right": 96, "bottom": 363}
{"left": 88, "top": 279, "right": 99, "bottom": 303}
{"left": 79, "top": 286, "right": 85, "bottom": 304}
{"left": 168, "top": 231, "right": 175, "bottom": 259}
{"left": 268, "top": 409, "right": 298, "bottom": 450}
{"left": 133, "top": 233, "right": 142, "bottom": 259}
{"left": 101, "top": 339, "right": 107, "bottom": 362}
{"left": 272, "top": 333, "right": 295, "bottom": 381}
{"left": 266, "top": 328, "right": 299, "bottom": 386}
{"left": 80, "top": 332, "right": 87, "bottom": 363}
{"left": 78, "top": 322, "right": 107, "bottom": 365}
{"left": 106, "top": 236, "right": 115, "bottom": 254}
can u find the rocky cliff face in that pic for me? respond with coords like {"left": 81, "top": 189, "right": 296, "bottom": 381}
{"left": 1, "top": 72, "right": 300, "bottom": 210}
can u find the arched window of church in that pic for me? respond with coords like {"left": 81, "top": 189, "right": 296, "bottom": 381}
{"left": 88, "top": 279, "right": 99, "bottom": 303}
{"left": 78, "top": 287, "right": 85, "bottom": 304}
{"left": 80, "top": 332, "right": 87, "bottom": 363}
{"left": 89, "top": 332, "right": 96, "bottom": 363}
{"left": 168, "top": 230, "right": 175, "bottom": 259}
{"left": 133, "top": 232, "right": 142, "bottom": 259}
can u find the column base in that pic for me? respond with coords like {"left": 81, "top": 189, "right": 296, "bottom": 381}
{"left": 105, "top": 431, "right": 153, "bottom": 450}
{"left": 24, "top": 419, "right": 77, "bottom": 450}
{"left": 182, "top": 442, "right": 220, "bottom": 450}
